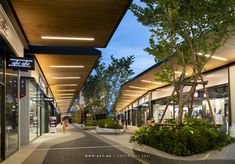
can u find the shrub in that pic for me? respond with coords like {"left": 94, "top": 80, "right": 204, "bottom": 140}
{"left": 97, "top": 119, "right": 122, "bottom": 129}
{"left": 130, "top": 118, "right": 234, "bottom": 156}
{"left": 84, "top": 120, "right": 97, "bottom": 126}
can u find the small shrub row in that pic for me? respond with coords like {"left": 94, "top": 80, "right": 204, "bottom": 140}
{"left": 130, "top": 118, "right": 234, "bottom": 156}
{"left": 84, "top": 120, "right": 98, "bottom": 126}
{"left": 97, "top": 119, "right": 122, "bottom": 129}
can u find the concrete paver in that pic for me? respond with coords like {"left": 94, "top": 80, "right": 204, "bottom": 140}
{"left": 3, "top": 123, "right": 235, "bottom": 164}
{"left": 4, "top": 124, "right": 142, "bottom": 164}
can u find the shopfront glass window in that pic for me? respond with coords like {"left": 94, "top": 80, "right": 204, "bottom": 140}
{"left": 29, "top": 81, "right": 38, "bottom": 141}
{"left": 0, "top": 54, "right": 3, "bottom": 159}
{"left": 5, "top": 69, "right": 18, "bottom": 155}
{"left": 152, "top": 84, "right": 229, "bottom": 125}
{"left": 40, "top": 92, "right": 45, "bottom": 134}
{"left": 132, "top": 108, "right": 137, "bottom": 126}
{"left": 153, "top": 99, "right": 175, "bottom": 123}
{"left": 38, "top": 90, "right": 45, "bottom": 135}
{"left": 202, "top": 84, "right": 229, "bottom": 125}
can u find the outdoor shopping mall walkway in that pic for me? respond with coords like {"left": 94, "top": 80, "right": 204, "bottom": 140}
{"left": 3, "top": 124, "right": 235, "bottom": 164}
{"left": 4, "top": 125, "right": 143, "bottom": 164}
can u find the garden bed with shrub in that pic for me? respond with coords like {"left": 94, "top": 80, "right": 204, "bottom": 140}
{"left": 96, "top": 119, "right": 123, "bottom": 134}
{"left": 83, "top": 120, "right": 98, "bottom": 130}
{"left": 130, "top": 118, "right": 235, "bottom": 156}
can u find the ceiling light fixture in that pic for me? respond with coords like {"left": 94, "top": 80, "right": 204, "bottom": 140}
{"left": 55, "top": 84, "right": 77, "bottom": 87}
{"left": 58, "top": 102, "right": 70, "bottom": 104}
{"left": 49, "top": 65, "right": 85, "bottom": 68}
{"left": 197, "top": 53, "right": 227, "bottom": 61}
{"left": 0, "top": 72, "right": 18, "bottom": 76}
{"left": 124, "top": 94, "right": 142, "bottom": 97}
{"left": 175, "top": 71, "right": 189, "bottom": 76}
{"left": 141, "top": 80, "right": 163, "bottom": 85}
{"left": 53, "top": 77, "right": 80, "bottom": 80}
{"left": 125, "top": 90, "right": 145, "bottom": 93}
{"left": 57, "top": 100, "right": 72, "bottom": 102}
{"left": 58, "top": 93, "right": 74, "bottom": 96}
{"left": 58, "top": 102, "right": 71, "bottom": 104}
{"left": 41, "top": 36, "right": 94, "bottom": 41}
{"left": 57, "top": 96, "right": 74, "bottom": 99}
{"left": 129, "top": 86, "right": 148, "bottom": 90}
{"left": 56, "top": 89, "right": 76, "bottom": 92}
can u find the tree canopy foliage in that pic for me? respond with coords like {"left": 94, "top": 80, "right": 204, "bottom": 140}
{"left": 131, "top": 0, "right": 235, "bottom": 125}
{"left": 83, "top": 55, "right": 134, "bottom": 115}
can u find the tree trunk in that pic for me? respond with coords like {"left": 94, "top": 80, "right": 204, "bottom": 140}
{"left": 178, "top": 102, "right": 184, "bottom": 125}
{"left": 188, "top": 85, "right": 196, "bottom": 118}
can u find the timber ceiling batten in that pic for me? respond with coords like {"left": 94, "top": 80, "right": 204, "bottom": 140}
{"left": 36, "top": 54, "right": 99, "bottom": 112}
{"left": 9, "top": 0, "right": 132, "bottom": 112}
{"left": 9, "top": 0, "right": 132, "bottom": 47}
{"left": 115, "top": 36, "right": 235, "bottom": 112}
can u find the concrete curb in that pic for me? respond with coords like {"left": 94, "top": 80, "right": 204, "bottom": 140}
{"left": 132, "top": 142, "right": 235, "bottom": 164}
{"left": 132, "top": 142, "right": 208, "bottom": 160}
{"left": 83, "top": 126, "right": 97, "bottom": 130}
{"left": 95, "top": 127, "right": 123, "bottom": 134}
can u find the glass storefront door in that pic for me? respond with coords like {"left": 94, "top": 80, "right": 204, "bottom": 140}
{"left": 5, "top": 70, "right": 18, "bottom": 156}
{"left": 0, "top": 84, "right": 3, "bottom": 160}
{"left": 29, "top": 81, "right": 38, "bottom": 141}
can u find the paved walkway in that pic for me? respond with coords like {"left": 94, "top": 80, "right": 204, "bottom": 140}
{"left": 3, "top": 124, "right": 235, "bottom": 164}
{"left": 3, "top": 124, "right": 145, "bottom": 164}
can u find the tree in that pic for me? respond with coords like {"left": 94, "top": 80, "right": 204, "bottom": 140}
{"left": 131, "top": 0, "right": 235, "bottom": 125}
{"left": 83, "top": 59, "right": 107, "bottom": 115}
{"left": 105, "top": 55, "right": 135, "bottom": 114}
{"left": 83, "top": 55, "right": 134, "bottom": 116}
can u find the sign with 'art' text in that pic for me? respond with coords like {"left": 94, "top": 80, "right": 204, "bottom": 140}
{"left": 7, "top": 57, "right": 35, "bottom": 71}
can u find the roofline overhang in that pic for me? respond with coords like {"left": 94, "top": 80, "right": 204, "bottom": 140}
{"left": 67, "top": 53, "right": 101, "bottom": 112}
{"left": 104, "top": 0, "right": 133, "bottom": 47}
{"left": 123, "top": 56, "right": 171, "bottom": 85}
{"left": 25, "top": 45, "right": 101, "bottom": 56}
{"left": 2, "top": 0, "right": 133, "bottom": 49}
{"left": 24, "top": 45, "right": 101, "bottom": 113}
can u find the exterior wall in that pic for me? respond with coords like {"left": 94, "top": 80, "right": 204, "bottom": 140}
{"left": 19, "top": 61, "right": 51, "bottom": 145}
{"left": 20, "top": 80, "right": 30, "bottom": 145}
{"left": 229, "top": 65, "right": 235, "bottom": 137}
{"left": 0, "top": 4, "right": 25, "bottom": 160}
{"left": 120, "top": 68, "right": 230, "bottom": 127}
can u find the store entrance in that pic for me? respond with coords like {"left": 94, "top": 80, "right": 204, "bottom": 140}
{"left": 0, "top": 84, "right": 3, "bottom": 160}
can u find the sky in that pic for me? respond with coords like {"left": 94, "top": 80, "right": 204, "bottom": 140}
{"left": 98, "top": 0, "right": 155, "bottom": 77}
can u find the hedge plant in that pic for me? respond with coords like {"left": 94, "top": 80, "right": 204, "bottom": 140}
{"left": 130, "top": 118, "right": 234, "bottom": 156}
{"left": 97, "top": 119, "right": 122, "bottom": 129}
{"left": 84, "top": 120, "right": 98, "bottom": 126}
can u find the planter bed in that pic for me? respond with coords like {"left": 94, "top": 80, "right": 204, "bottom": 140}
{"left": 95, "top": 127, "right": 123, "bottom": 134}
{"left": 131, "top": 142, "right": 230, "bottom": 164}
{"left": 83, "top": 126, "right": 97, "bottom": 130}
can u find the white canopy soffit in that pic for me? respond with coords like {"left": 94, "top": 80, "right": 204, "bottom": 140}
{"left": 115, "top": 36, "right": 235, "bottom": 112}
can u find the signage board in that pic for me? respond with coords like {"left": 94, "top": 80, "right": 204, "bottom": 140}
{"left": 49, "top": 116, "right": 57, "bottom": 133}
{"left": 7, "top": 57, "right": 34, "bottom": 71}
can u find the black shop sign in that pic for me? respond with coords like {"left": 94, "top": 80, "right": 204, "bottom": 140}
{"left": 7, "top": 57, "right": 35, "bottom": 71}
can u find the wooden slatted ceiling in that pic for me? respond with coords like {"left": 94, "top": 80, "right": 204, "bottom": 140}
{"left": 36, "top": 54, "right": 99, "bottom": 112}
{"left": 9, "top": 0, "right": 131, "bottom": 47}
{"left": 115, "top": 36, "right": 235, "bottom": 112}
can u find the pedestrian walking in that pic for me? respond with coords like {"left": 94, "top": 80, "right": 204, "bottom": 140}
{"left": 62, "top": 118, "right": 68, "bottom": 134}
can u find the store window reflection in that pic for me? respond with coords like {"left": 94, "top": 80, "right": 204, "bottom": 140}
{"left": 0, "top": 54, "right": 4, "bottom": 158}
{"left": 5, "top": 69, "right": 18, "bottom": 155}
{"left": 29, "top": 81, "right": 38, "bottom": 141}
{"left": 152, "top": 84, "right": 229, "bottom": 125}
